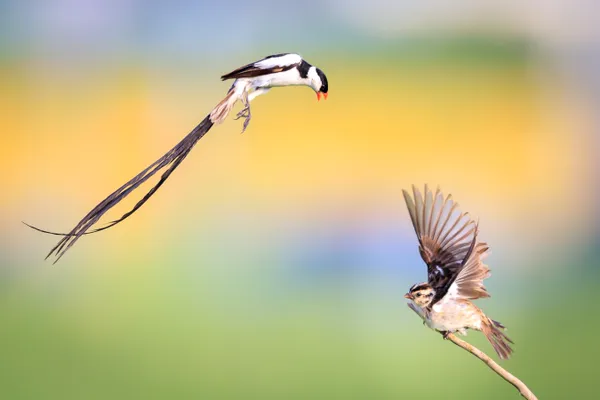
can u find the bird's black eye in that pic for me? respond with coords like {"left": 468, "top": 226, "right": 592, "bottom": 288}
{"left": 416, "top": 293, "right": 421, "bottom": 297}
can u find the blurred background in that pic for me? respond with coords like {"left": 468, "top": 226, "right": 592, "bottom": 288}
{"left": 1, "top": 1, "right": 599, "bottom": 398}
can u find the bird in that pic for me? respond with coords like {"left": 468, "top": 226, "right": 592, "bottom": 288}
{"left": 402, "top": 185, "right": 514, "bottom": 360}
{"left": 25, "top": 53, "right": 328, "bottom": 263}
{"left": 209, "top": 53, "right": 329, "bottom": 132}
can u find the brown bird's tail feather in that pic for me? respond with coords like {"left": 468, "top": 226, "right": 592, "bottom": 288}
{"left": 209, "top": 89, "right": 237, "bottom": 124}
{"left": 482, "top": 318, "right": 514, "bottom": 360}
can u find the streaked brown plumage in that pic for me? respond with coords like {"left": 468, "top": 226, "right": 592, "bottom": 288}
{"left": 403, "top": 184, "right": 513, "bottom": 359}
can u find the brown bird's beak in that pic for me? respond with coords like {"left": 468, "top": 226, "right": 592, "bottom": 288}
{"left": 404, "top": 293, "right": 414, "bottom": 300}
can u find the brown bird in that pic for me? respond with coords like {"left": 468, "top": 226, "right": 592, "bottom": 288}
{"left": 402, "top": 185, "right": 513, "bottom": 359}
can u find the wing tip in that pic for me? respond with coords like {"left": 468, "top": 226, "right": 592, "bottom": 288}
{"left": 424, "top": 183, "right": 431, "bottom": 196}
{"left": 412, "top": 185, "right": 422, "bottom": 200}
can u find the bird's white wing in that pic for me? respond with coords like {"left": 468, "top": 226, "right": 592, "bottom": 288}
{"left": 220, "top": 53, "right": 302, "bottom": 81}
{"left": 255, "top": 53, "right": 302, "bottom": 69}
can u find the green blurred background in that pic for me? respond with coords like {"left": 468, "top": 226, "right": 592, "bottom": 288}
{"left": 1, "top": 1, "right": 599, "bottom": 398}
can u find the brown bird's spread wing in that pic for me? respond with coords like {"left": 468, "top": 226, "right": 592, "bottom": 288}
{"left": 402, "top": 185, "right": 490, "bottom": 306}
{"left": 448, "top": 239, "right": 491, "bottom": 301}
{"left": 220, "top": 53, "right": 301, "bottom": 80}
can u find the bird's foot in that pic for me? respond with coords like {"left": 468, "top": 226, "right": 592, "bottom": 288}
{"left": 234, "top": 105, "right": 251, "bottom": 133}
{"left": 442, "top": 331, "right": 451, "bottom": 340}
{"left": 241, "top": 114, "right": 251, "bottom": 133}
{"left": 234, "top": 106, "right": 250, "bottom": 120}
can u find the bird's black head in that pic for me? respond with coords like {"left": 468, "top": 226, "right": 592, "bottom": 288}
{"left": 308, "top": 66, "right": 328, "bottom": 101}
{"left": 316, "top": 68, "right": 328, "bottom": 94}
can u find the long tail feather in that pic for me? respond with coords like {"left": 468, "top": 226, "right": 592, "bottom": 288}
{"left": 25, "top": 115, "right": 214, "bottom": 263}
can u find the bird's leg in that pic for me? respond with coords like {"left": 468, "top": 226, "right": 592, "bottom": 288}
{"left": 234, "top": 88, "right": 271, "bottom": 133}
{"left": 239, "top": 102, "right": 251, "bottom": 133}
{"left": 441, "top": 331, "right": 451, "bottom": 340}
{"left": 248, "top": 87, "right": 270, "bottom": 102}
{"left": 234, "top": 93, "right": 250, "bottom": 120}
{"left": 234, "top": 91, "right": 251, "bottom": 133}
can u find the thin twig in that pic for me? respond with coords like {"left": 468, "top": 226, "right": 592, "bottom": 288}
{"left": 445, "top": 332, "right": 537, "bottom": 399}
{"left": 407, "top": 304, "right": 537, "bottom": 399}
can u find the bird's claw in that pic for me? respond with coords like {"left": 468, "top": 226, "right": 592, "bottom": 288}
{"left": 442, "top": 331, "right": 451, "bottom": 340}
{"left": 234, "top": 107, "right": 250, "bottom": 120}
{"left": 240, "top": 115, "right": 251, "bottom": 133}
{"left": 235, "top": 105, "right": 251, "bottom": 133}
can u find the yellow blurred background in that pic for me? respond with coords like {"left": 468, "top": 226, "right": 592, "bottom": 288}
{"left": 1, "top": 1, "right": 599, "bottom": 399}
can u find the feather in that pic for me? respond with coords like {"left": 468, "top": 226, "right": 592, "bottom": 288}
{"left": 220, "top": 53, "right": 302, "bottom": 80}
{"left": 482, "top": 317, "right": 514, "bottom": 359}
{"left": 209, "top": 88, "right": 237, "bottom": 124}
{"left": 402, "top": 185, "right": 491, "bottom": 306}
{"left": 25, "top": 115, "right": 214, "bottom": 263}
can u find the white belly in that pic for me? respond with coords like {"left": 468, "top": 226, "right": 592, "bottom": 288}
{"left": 425, "top": 299, "right": 483, "bottom": 333}
{"left": 239, "top": 69, "right": 305, "bottom": 89}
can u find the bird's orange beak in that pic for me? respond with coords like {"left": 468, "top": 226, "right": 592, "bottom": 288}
{"left": 317, "top": 92, "right": 328, "bottom": 101}
{"left": 404, "top": 293, "right": 414, "bottom": 300}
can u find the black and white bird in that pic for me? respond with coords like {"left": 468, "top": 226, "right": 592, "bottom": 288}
{"left": 402, "top": 185, "right": 514, "bottom": 360}
{"left": 210, "top": 53, "right": 329, "bottom": 132}
{"left": 25, "top": 53, "right": 329, "bottom": 262}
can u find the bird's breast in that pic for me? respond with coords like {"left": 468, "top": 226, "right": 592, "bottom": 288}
{"left": 427, "top": 299, "right": 482, "bottom": 332}
{"left": 254, "top": 69, "right": 304, "bottom": 89}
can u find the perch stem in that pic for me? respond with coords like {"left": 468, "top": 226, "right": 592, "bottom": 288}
{"left": 407, "top": 304, "right": 537, "bottom": 400}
